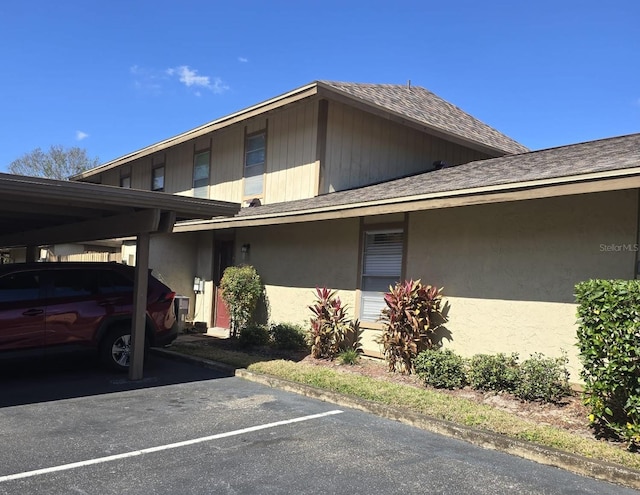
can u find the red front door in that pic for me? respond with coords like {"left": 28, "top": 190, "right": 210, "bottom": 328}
{"left": 214, "top": 287, "right": 230, "bottom": 329}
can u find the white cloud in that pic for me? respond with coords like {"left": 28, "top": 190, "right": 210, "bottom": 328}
{"left": 238, "top": 57, "right": 248, "bottom": 63}
{"left": 76, "top": 131, "right": 89, "bottom": 141}
{"left": 167, "top": 65, "right": 229, "bottom": 94}
{"left": 131, "top": 64, "right": 229, "bottom": 96}
{"left": 130, "top": 65, "right": 163, "bottom": 95}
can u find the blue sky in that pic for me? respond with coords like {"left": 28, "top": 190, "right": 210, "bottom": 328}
{"left": 0, "top": 1, "right": 638, "bottom": 171}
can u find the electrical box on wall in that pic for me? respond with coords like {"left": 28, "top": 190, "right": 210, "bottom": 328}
{"left": 193, "top": 277, "right": 204, "bottom": 293}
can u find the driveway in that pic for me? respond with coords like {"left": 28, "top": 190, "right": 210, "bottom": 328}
{"left": 0, "top": 355, "right": 635, "bottom": 494}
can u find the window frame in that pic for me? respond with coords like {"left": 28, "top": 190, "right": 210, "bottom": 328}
{"left": 243, "top": 130, "right": 266, "bottom": 199}
{"left": 151, "top": 165, "right": 165, "bottom": 192}
{"left": 358, "top": 225, "right": 405, "bottom": 325}
{"left": 119, "top": 175, "right": 131, "bottom": 188}
{"left": 193, "top": 150, "right": 210, "bottom": 198}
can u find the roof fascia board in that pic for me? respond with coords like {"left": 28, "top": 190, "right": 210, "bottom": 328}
{"left": 315, "top": 83, "right": 511, "bottom": 157}
{"left": 74, "top": 83, "right": 320, "bottom": 180}
{"left": 174, "top": 168, "right": 640, "bottom": 231}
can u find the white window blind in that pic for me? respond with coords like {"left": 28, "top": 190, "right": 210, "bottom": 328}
{"left": 360, "top": 230, "right": 403, "bottom": 321}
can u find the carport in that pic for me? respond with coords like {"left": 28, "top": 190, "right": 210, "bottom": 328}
{"left": 0, "top": 173, "right": 239, "bottom": 380}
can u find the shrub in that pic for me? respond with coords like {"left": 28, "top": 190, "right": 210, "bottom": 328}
{"left": 468, "top": 353, "right": 520, "bottom": 393}
{"left": 238, "top": 325, "right": 270, "bottom": 348}
{"left": 414, "top": 349, "right": 467, "bottom": 389}
{"left": 576, "top": 279, "right": 640, "bottom": 447}
{"left": 514, "top": 353, "right": 571, "bottom": 403}
{"left": 309, "top": 287, "right": 360, "bottom": 359}
{"left": 341, "top": 319, "right": 363, "bottom": 355}
{"left": 269, "top": 323, "right": 309, "bottom": 350}
{"left": 220, "top": 265, "right": 264, "bottom": 338}
{"left": 338, "top": 349, "right": 360, "bottom": 365}
{"left": 379, "top": 280, "right": 447, "bottom": 374}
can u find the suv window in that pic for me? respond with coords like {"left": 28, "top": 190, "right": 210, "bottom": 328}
{"left": 51, "top": 270, "right": 97, "bottom": 298}
{"left": 97, "top": 270, "right": 134, "bottom": 294}
{"left": 0, "top": 272, "right": 41, "bottom": 303}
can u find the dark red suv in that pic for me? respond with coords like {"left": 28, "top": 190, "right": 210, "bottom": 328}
{"left": 0, "top": 262, "right": 178, "bottom": 371}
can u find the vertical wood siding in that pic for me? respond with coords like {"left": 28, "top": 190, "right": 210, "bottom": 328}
{"left": 209, "top": 126, "right": 244, "bottom": 202}
{"left": 323, "top": 101, "right": 491, "bottom": 193}
{"left": 166, "top": 142, "right": 196, "bottom": 195}
{"left": 94, "top": 97, "right": 486, "bottom": 204}
{"left": 265, "top": 100, "right": 318, "bottom": 203}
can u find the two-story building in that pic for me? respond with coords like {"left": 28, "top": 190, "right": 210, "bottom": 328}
{"left": 73, "top": 81, "right": 640, "bottom": 381}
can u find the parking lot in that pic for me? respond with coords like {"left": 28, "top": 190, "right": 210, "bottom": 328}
{"left": 0, "top": 354, "right": 636, "bottom": 494}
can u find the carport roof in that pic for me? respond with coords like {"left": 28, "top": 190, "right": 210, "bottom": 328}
{"left": 0, "top": 173, "right": 240, "bottom": 248}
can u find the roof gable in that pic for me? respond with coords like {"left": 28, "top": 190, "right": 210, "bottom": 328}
{"left": 318, "top": 81, "right": 529, "bottom": 155}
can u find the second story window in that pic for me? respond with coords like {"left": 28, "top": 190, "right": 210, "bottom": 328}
{"left": 120, "top": 175, "right": 131, "bottom": 188}
{"left": 152, "top": 166, "right": 165, "bottom": 192}
{"left": 244, "top": 132, "right": 265, "bottom": 197}
{"left": 193, "top": 151, "right": 210, "bottom": 198}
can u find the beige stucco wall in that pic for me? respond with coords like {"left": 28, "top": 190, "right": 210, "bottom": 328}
{"left": 405, "top": 190, "right": 638, "bottom": 382}
{"left": 234, "top": 217, "right": 361, "bottom": 338}
{"left": 121, "top": 188, "right": 637, "bottom": 379}
{"left": 147, "top": 232, "right": 200, "bottom": 320}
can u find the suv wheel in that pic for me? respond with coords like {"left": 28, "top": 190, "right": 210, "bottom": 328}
{"left": 100, "top": 325, "right": 133, "bottom": 372}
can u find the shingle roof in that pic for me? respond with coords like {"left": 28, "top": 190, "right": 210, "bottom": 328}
{"left": 319, "top": 81, "right": 529, "bottom": 155}
{"left": 236, "top": 133, "right": 640, "bottom": 218}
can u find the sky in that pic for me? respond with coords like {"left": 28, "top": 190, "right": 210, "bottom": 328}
{"left": 0, "top": 1, "right": 638, "bottom": 171}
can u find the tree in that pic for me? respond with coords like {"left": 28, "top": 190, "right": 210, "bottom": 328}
{"left": 8, "top": 145, "right": 100, "bottom": 180}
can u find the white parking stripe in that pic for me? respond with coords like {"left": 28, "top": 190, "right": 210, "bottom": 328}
{"left": 0, "top": 409, "right": 343, "bottom": 482}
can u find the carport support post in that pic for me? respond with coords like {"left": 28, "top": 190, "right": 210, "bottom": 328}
{"left": 129, "top": 232, "right": 150, "bottom": 381}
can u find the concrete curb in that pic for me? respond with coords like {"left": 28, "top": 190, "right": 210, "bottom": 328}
{"left": 155, "top": 348, "right": 640, "bottom": 490}
{"left": 151, "top": 348, "right": 237, "bottom": 375}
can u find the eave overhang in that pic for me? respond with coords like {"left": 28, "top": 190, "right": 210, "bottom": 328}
{"left": 173, "top": 168, "right": 640, "bottom": 232}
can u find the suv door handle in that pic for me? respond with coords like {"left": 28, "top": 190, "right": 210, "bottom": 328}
{"left": 22, "top": 309, "right": 44, "bottom": 316}
{"left": 98, "top": 298, "right": 121, "bottom": 306}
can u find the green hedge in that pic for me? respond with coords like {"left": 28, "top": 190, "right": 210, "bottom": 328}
{"left": 575, "top": 279, "right": 640, "bottom": 448}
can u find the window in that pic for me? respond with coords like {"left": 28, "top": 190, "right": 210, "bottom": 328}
{"left": 193, "top": 151, "right": 210, "bottom": 198}
{"left": 0, "top": 272, "right": 41, "bottom": 303}
{"left": 359, "top": 229, "right": 404, "bottom": 321}
{"left": 97, "top": 270, "right": 134, "bottom": 294}
{"left": 51, "top": 270, "right": 95, "bottom": 298}
{"left": 120, "top": 175, "right": 131, "bottom": 188}
{"left": 244, "top": 132, "right": 265, "bottom": 197}
{"left": 152, "top": 166, "right": 165, "bottom": 192}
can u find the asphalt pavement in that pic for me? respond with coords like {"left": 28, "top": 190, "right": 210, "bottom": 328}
{"left": 0, "top": 352, "right": 637, "bottom": 494}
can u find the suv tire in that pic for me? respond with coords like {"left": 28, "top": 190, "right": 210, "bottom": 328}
{"left": 100, "top": 324, "right": 136, "bottom": 372}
